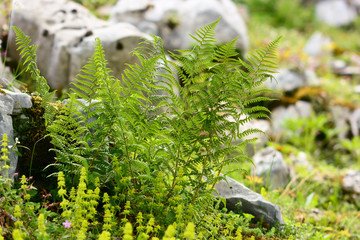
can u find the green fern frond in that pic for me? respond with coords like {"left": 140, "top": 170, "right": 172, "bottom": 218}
{"left": 13, "top": 26, "right": 57, "bottom": 125}
{"left": 245, "top": 36, "right": 281, "bottom": 83}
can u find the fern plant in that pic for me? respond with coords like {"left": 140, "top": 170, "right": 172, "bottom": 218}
{"left": 14, "top": 19, "right": 280, "bottom": 235}
{"left": 12, "top": 26, "right": 57, "bottom": 125}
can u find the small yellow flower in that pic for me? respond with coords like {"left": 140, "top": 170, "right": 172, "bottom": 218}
{"left": 123, "top": 222, "right": 133, "bottom": 240}
{"left": 0, "top": 227, "right": 4, "bottom": 240}
{"left": 12, "top": 229, "right": 24, "bottom": 240}
{"left": 163, "top": 224, "right": 176, "bottom": 240}
{"left": 14, "top": 205, "right": 22, "bottom": 218}
{"left": 98, "top": 231, "right": 111, "bottom": 240}
{"left": 184, "top": 222, "right": 196, "bottom": 239}
{"left": 235, "top": 227, "right": 242, "bottom": 240}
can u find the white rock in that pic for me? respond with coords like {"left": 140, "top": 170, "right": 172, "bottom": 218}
{"left": 0, "top": 90, "right": 32, "bottom": 179}
{"left": 68, "top": 23, "right": 149, "bottom": 88}
{"left": 304, "top": 69, "right": 321, "bottom": 86}
{"left": 271, "top": 101, "right": 313, "bottom": 135}
{"left": 0, "top": 93, "right": 15, "bottom": 179}
{"left": 268, "top": 69, "right": 306, "bottom": 92}
{"left": 110, "top": 0, "right": 248, "bottom": 53}
{"left": 252, "top": 147, "right": 290, "bottom": 189}
{"left": 342, "top": 169, "right": 360, "bottom": 194}
{"left": 315, "top": 0, "right": 357, "bottom": 27}
{"left": 331, "top": 105, "right": 350, "bottom": 140}
{"left": 303, "top": 32, "right": 332, "bottom": 57}
{"left": 3, "top": 89, "right": 32, "bottom": 113}
{"left": 0, "top": 92, "right": 14, "bottom": 114}
{"left": 349, "top": 108, "right": 360, "bottom": 137}
{"left": 7, "top": 0, "right": 148, "bottom": 90}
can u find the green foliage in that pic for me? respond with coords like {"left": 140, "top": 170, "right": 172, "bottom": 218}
{"left": 237, "top": 0, "right": 315, "bottom": 31}
{"left": 10, "top": 20, "right": 280, "bottom": 238}
{"left": 280, "top": 113, "right": 337, "bottom": 156}
{"left": 340, "top": 136, "right": 360, "bottom": 167}
{"left": 74, "top": 0, "right": 116, "bottom": 8}
{"left": 12, "top": 26, "right": 57, "bottom": 125}
{"left": 73, "top": 0, "right": 117, "bottom": 19}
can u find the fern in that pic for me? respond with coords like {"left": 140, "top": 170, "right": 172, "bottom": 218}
{"left": 12, "top": 26, "right": 57, "bottom": 125}
{"left": 14, "top": 19, "right": 280, "bottom": 233}
{"left": 166, "top": 21, "right": 281, "bottom": 204}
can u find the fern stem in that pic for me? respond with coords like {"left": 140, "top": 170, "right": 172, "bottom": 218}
{"left": 29, "top": 137, "right": 44, "bottom": 177}
{"left": 164, "top": 143, "right": 182, "bottom": 203}
{"left": 191, "top": 166, "right": 206, "bottom": 206}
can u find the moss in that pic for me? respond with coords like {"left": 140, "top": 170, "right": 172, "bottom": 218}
{"left": 12, "top": 95, "right": 57, "bottom": 192}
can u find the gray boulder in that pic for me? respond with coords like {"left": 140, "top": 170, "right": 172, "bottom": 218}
{"left": 303, "top": 32, "right": 332, "bottom": 57}
{"left": 110, "top": 0, "right": 248, "bottom": 53}
{"left": 304, "top": 69, "right": 321, "bottom": 86}
{"left": 0, "top": 90, "right": 32, "bottom": 179}
{"left": 330, "top": 105, "right": 350, "bottom": 140}
{"left": 268, "top": 69, "right": 306, "bottom": 92}
{"left": 342, "top": 169, "right": 360, "bottom": 194}
{"left": 332, "top": 59, "right": 360, "bottom": 76}
{"left": 0, "top": 93, "right": 16, "bottom": 179}
{"left": 315, "top": 0, "right": 357, "bottom": 27}
{"left": 3, "top": 89, "right": 32, "bottom": 113}
{"left": 330, "top": 106, "right": 360, "bottom": 139}
{"left": 349, "top": 108, "right": 360, "bottom": 137}
{"left": 289, "top": 151, "right": 312, "bottom": 170}
{"left": 7, "top": 0, "right": 148, "bottom": 91}
{"left": 268, "top": 67, "right": 321, "bottom": 92}
{"left": 271, "top": 101, "right": 313, "bottom": 135}
{"left": 215, "top": 176, "right": 284, "bottom": 227}
{"left": 252, "top": 147, "right": 290, "bottom": 189}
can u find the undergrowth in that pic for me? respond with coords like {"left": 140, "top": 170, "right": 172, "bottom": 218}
{"left": 1, "top": 19, "right": 281, "bottom": 239}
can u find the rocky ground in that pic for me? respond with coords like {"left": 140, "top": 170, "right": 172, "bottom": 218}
{"left": 1, "top": 0, "right": 360, "bottom": 239}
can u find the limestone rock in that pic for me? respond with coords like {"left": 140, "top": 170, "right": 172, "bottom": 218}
{"left": 315, "top": 0, "right": 357, "bottom": 27}
{"left": 332, "top": 59, "right": 360, "bottom": 76}
{"left": 349, "top": 108, "right": 360, "bottom": 137}
{"left": 303, "top": 32, "right": 332, "bottom": 57}
{"left": 268, "top": 69, "right": 306, "bottom": 92}
{"left": 331, "top": 105, "right": 350, "bottom": 140}
{"left": 215, "top": 176, "right": 284, "bottom": 227}
{"left": 3, "top": 89, "right": 32, "bottom": 113}
{"left": 7, "top": 0, "right": 148, "bottom": 90}
{"left": 271, "top": 101, "right": 313, "bottom": 135}
{"left": 67, "top": 23, "right": 149, "bottom": 88}
{"left": 342, "top": 169, "right": 360, "bottom": 194}
{"left": 0, "top": 90, "right": 32, "bottom": 179}
{"left": 304, "top": 69, "right": 321, "bottom": 86}
{"left": 110, "top": 0, "right": 248, "bottom": 53}
{"left": 289, "top": 151, "right": 310, "bottom": 166}
{"left": 252, "top": 147, "right": 290, "bottom": 189}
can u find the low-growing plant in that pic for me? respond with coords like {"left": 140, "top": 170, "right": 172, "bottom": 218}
{"left": 339, "top": 136, "right": 360, "bottom": 167}
{"left": 237, "top": 0, "right": 315, "bottom": 31}
{"left": 8, "top": 19, "right": 281, "bottom": 238}
{"left": 280, "top": 112, "right": 337, "bottom": 157}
